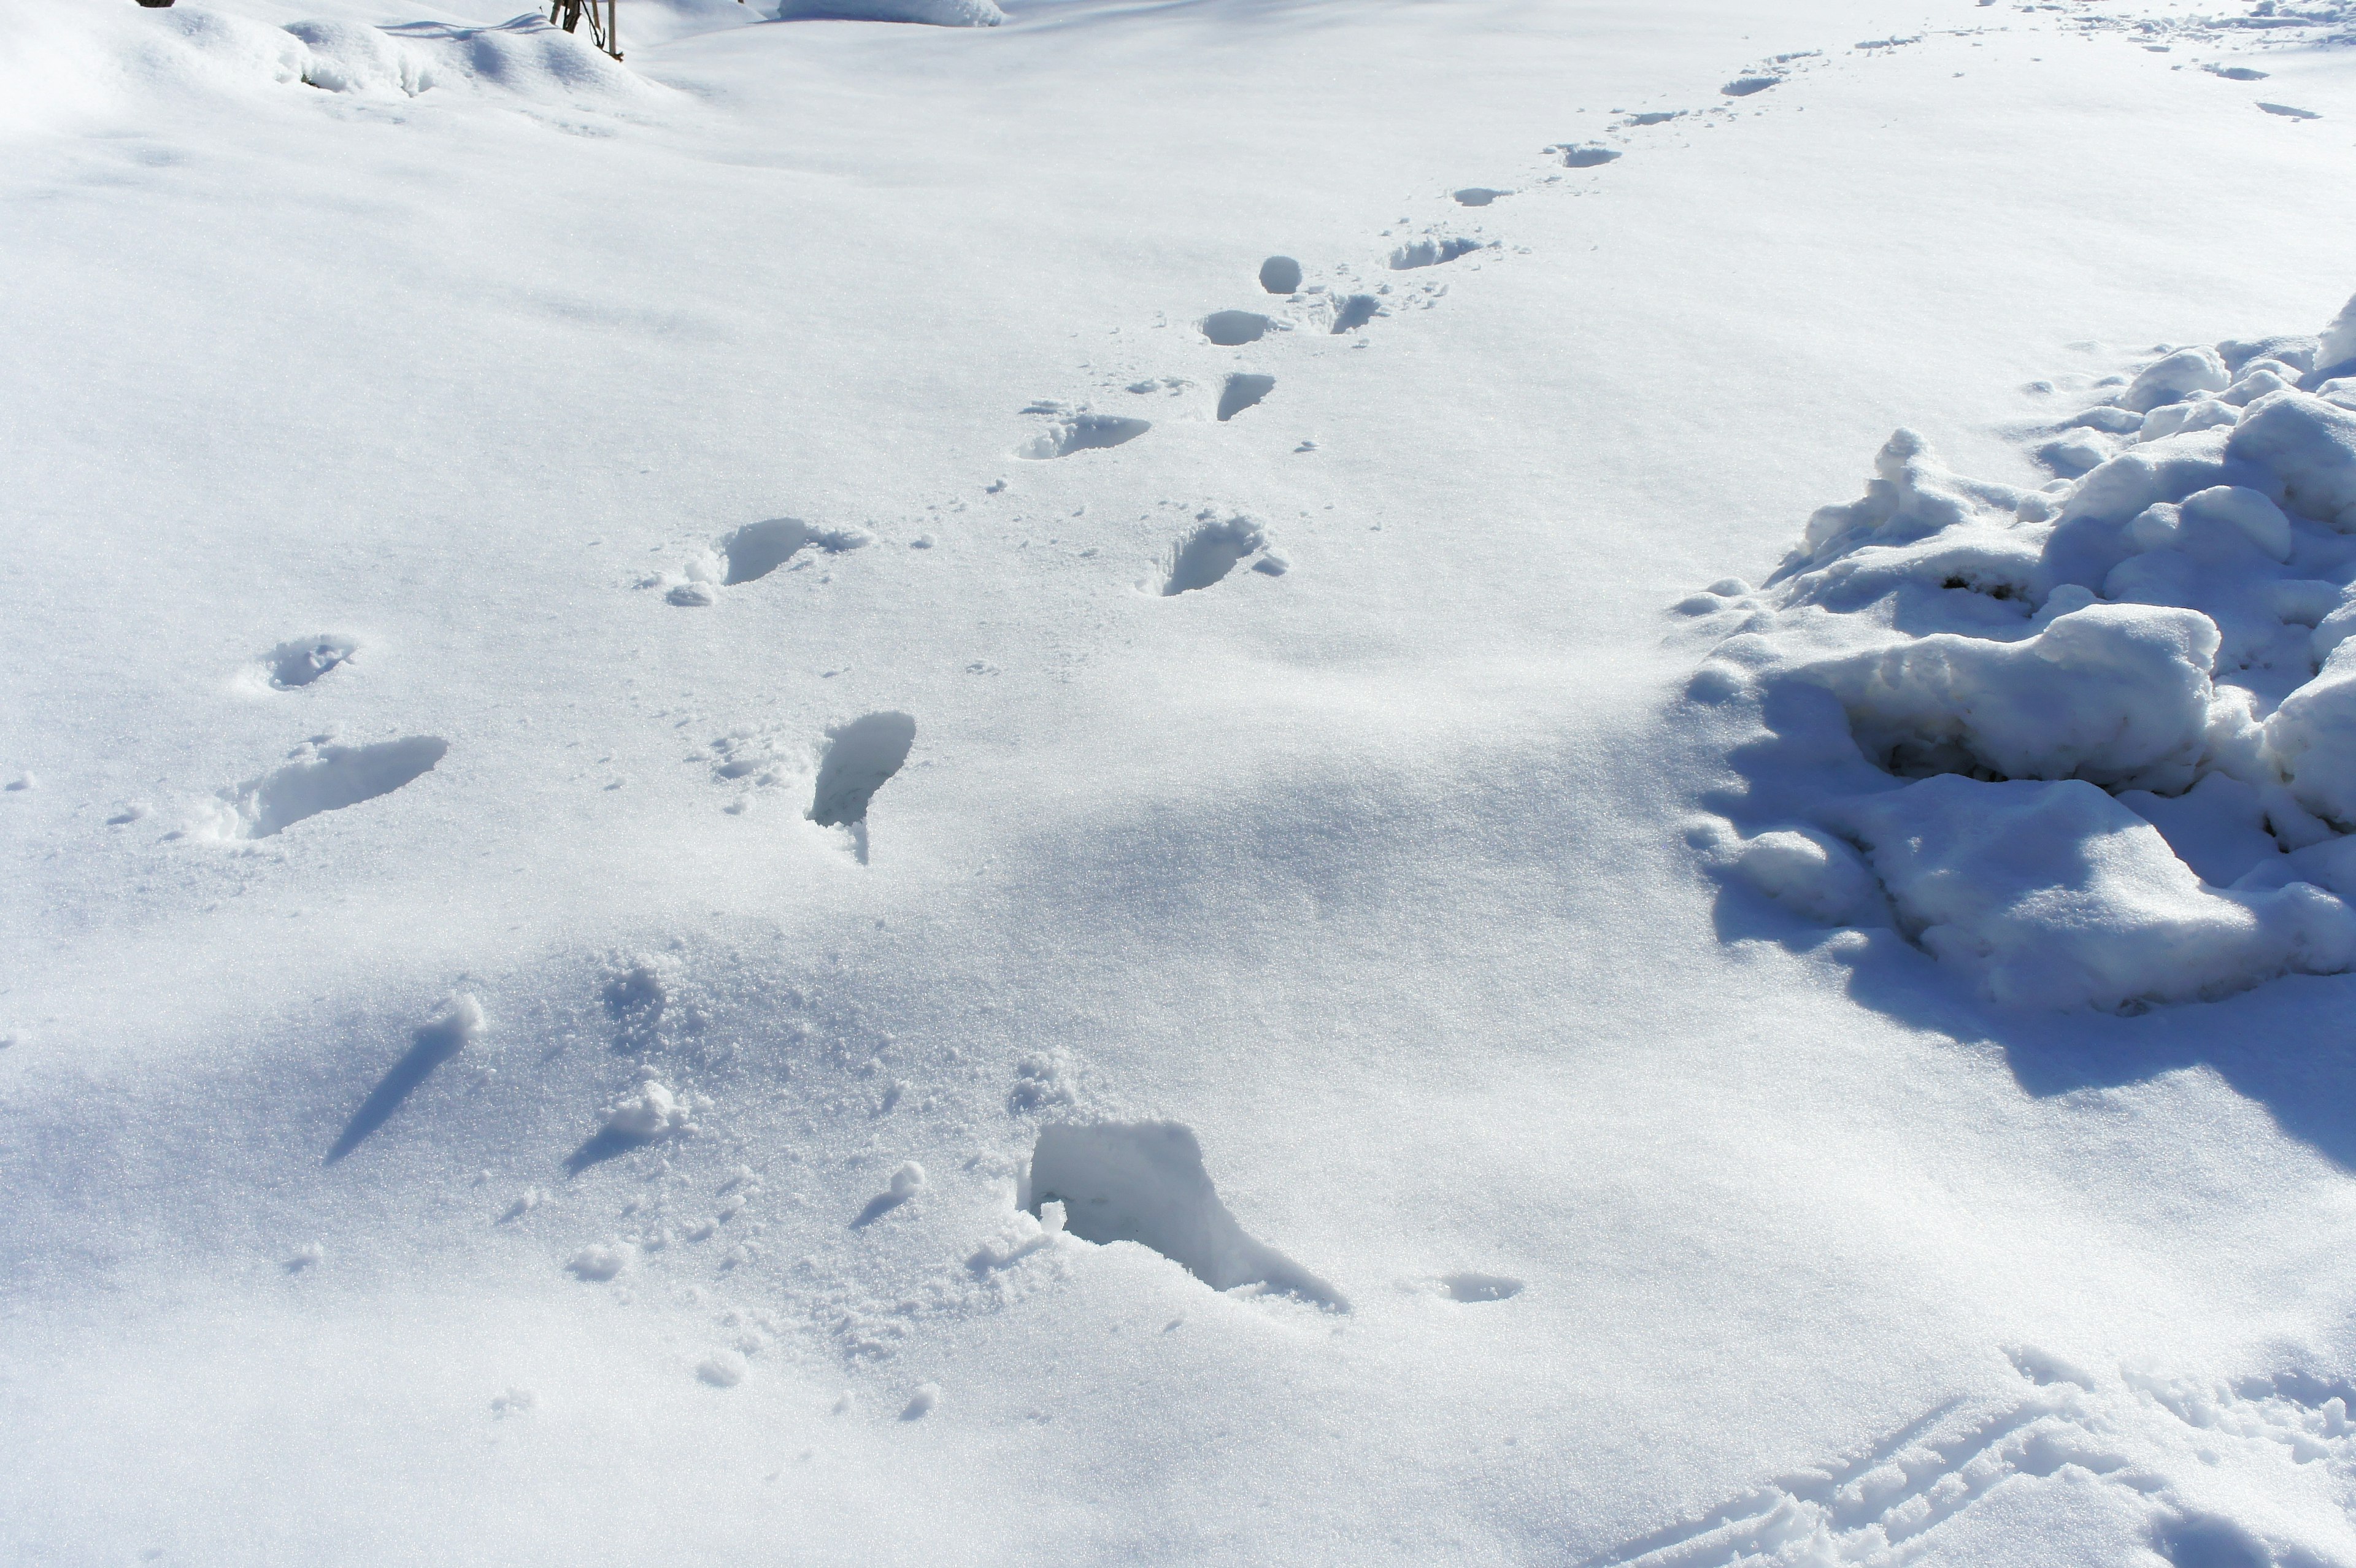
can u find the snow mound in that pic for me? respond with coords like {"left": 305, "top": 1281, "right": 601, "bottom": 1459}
{"left": 1688, "top": 292, "right": 2356, "bottom": 1010}
{"left": 774, "top": 0, "right": 1006, "bottom": 26}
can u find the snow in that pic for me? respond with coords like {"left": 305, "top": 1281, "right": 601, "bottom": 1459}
{"left": 12, "top": 0, "right": 2356, "bottom": 1561}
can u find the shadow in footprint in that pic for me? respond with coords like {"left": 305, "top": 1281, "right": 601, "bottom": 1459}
{"left": 266, "top": 636, "right": 357, "bottom": 689}
{"left": 1387, "top": 237, "right": 1485, "bottom": 271}
{"left": 1452, "top": 187, "right": 1510, "bottom": 207}
{"left": 1165, "top": 515, "right": 1280, "bottom": 594}
{"left": 212, "top": 737, "right": 447, "bottom": 839}
{"left": 1025, "top": 1121, "right": 1344, "bottom": 1308}
{"left": 326, "top": 998, "right": 482, "bottom": 1163}
{"left": 1330, "top": 294, "right": 1379, "bottom": 334}
{"left": 1018, "top": 413, "right": 1151, "bottom": 460}
{"left": 1258, "top": 256, "right": 1302, "bottom": 294}
{"left": 1217, "top": 374, "right": 1274, "bottom": 422}
{"left": 1201, "top": 310, "right": 1274, "bottom": 346}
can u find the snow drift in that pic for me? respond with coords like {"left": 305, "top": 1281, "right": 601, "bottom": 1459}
{"left": 1691, "top": 291, "right": 2356, "bottom": 1010}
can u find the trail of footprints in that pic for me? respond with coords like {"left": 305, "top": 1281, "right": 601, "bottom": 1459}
{"left": 130, "top": 6, "right": 2340, "bottom": 1472}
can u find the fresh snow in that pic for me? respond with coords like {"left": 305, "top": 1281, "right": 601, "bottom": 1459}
{"left": 9, "top": 0, "right": 2356, "bottom": 1563}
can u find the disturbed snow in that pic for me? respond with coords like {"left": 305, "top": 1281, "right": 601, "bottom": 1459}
{"left": 10, "top": 0, "right": 2356, "bottom": 1564}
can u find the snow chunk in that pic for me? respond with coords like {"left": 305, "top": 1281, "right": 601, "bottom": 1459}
{"left": 2227, "top": 390, "right": 2356, "bottom": 531}
{"left": 285, "top": 19, "right": 431, "bottom": 96}
{"left": 599, "top": 1076, "right": 693, "bottom": 1141}
{"left": 1798, "top": 604, "right": 2220, "bottom": 792}
{"left": 2122, "top": 347, "right": 2231, "bottom": 413}
{"left": 1838, "top": 777, "right": 2356, "bottom": 1010}
{"left": 1729, "top": 826, "right": 1885, "bottom": 926}
{"left": 566, "top": 1243, "right": 628, "bottom": 1282}
{"left": 696, "top": 1351, "right": 747, "bottom": 1388}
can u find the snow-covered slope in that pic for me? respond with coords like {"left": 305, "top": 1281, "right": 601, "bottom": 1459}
{"left": 8, "top": 0, "right": 2356, "bottom": 1563}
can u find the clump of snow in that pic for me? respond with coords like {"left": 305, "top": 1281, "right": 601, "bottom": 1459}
{"left": 696, "top": 1350, "right": 747, "bottom": 1388}
{"left": 598, "top": 1074, "right": 695, "bottom": 1141}
{"left": 565, "top": 1243, "right": 628, "bottom": 1282}
{"left": 1690, "top": 291, "right": 2356, "bottom": 1010}
{"left": 899, "top": 1382, "right": 940, "bottom": 1420}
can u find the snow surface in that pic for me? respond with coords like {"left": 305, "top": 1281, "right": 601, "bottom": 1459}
{"left": 10, "top": 0, "right": 2356, "bottom": 1563}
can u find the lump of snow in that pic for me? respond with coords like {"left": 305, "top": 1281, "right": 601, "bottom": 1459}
{"left": 600, "top": 1077, "right": 693, "bottom": 1140}
{"left": 696, "top": 1351, "right": 747, "bottom": 1388}
{"left": 1728, "top": 826, "right": 1885, "bottom": 926}
{"left": 566, "top": 1243, "right": 628, "bottom": 1282}
{"left": 901, "top": 1382, "right": 940, "bottom": 1420}
{"left": 1798, "top": 604, "right": 2220, "bottom": 792}
{"left": 2266, "top": 640, "right": 2356, "bottom": 828}
{"left": 2122, "top": 347, "right": 2231, "bottom": 413}
{"left": 2226, "top": 391, "right": 2356, "bottom": 531}
{"left": 2319, "top": 293, "right": 2356, "bottom": 379}
{"left": 1836, "top": 777, "right": 2356, "bottom": 1010}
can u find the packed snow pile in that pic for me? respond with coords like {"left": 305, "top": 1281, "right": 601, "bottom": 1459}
{"left": 1689, "top": 294, "right": 2356, "bottom": 1010}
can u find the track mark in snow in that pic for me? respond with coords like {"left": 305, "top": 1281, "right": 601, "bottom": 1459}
{"left": 206, "top": 736, "right": 446, "bottom": 839}
{"left": 1452, "top": 186, "right": 1511, "bottom": 206}
{"left": 1722, "top": 75, "right": 1780, "bottom": 96}
{"left": 1025, "top": 1122, "right": 1344, "bottom": 1307}
{"left": 265, "top": 635, "right": 357, "bottom": 688}
{"left": 1258, "top": 256, "right": 1302, "bottom": 294}
{"left": 659, "top": 518, "right": 866, "bottom": 605}
{"left": 326, "top": 994, "right": 483, "bottom": 1163}
{"left": 809, "top": 711, "right": 914, "bottom": 834}
{"left": 1624, "top": 110, "right": 1684, "bottom": 126}
{"left": 1557, "top": 142, "right": 1623, "bottom": 168}
{"left": 2258, "top": 102, "right": 2321, "bottom": 120}
{"left": 1201, "top": 310, "right": 1277, "bottom": 346}
{"left": 1443, "top": 1272, "right": 1522, "bottom": 1302}
{"left": 1163, "top": 513, "right": 1284, "bottom": 594}
{"left": 1387, "top": 237, "right": 1487, "bottom": 271}
{"left": 1216, "top": 373, "right": 1274, "bottom": 422}
{"left": 2205, "top": 63, "right": 2268, "bottom": 80}
{"left": 1330, "top": 293, "right": 1381, "bottom": 333}
{"left": 1017, "top": 411, "right": 1151, "bottom": 459}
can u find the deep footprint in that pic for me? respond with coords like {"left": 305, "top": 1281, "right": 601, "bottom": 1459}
{"left": 809, "top": 712, "right": 915, "bottom": 829}
{"left": 1330, "top": 294, "right": 1380, "bottom": 333}
{"left": 1387, "top": 237, "right": 1487, "bottom": 271}
{"left": 1165, "top": 513, "right": 1282, "bottom": 593}
{"left": 1018, "top": 413, "right": 1152, "bottom": 459}
{"left": 1452, "top": 187, "right": 1511, "bottom": 207}
{"left": 1201, "top": 310, "right": 1276, "bottom": 347}
{"left": 1258, "top": 256, "right": 1302, "bottom": 294}
{"left": 265, "top": 636, "right": 357, "bottom": 689}
{"left": 1026, "top": 1121, "right": 1344, "bottom": 1307}
{"left": 1215, "top": 373, "right": 1274, "bottom": 422}
{"left": 210, "top": 737, "right": 447, "bottom": 839}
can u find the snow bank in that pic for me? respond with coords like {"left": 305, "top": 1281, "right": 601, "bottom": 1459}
{"left": 1, "top": 5, "right": 660, "bottom": 131}
{"left": 1690, "top": 291, "right": 2356, "bottom": 1010}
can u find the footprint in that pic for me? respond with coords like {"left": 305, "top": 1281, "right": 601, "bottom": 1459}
{"left": 1215, "top": 373, "right": 1274, "bottom": 423}
{"left": 1452, "top": 187, "right": 1511, "bottom": 207}
{"left": 1017, "top": 412, "right": 1152, "bottom": 459}
{"left": 1025, "top": 1121, "right": 1344, "bottom": 1307}
{"left": 1257, "top": 256, "right": 1302, "bottom": 294}
{"left": 1556, "top": 142, "right": 1623, "bottom": 167}
{"left": 2258, "top": 101, "right": 2321, "bottom": 120}
{"left": 1200, "top": 310, "right": 1277, "bottom": 347}
{"left": 1441, "top": 1272, "right": 1522, "bottom": 1302}
{"left": 1329, "top": 293, "right": 1380, "bottom": 333}
{"left": 1163, "top": 513, "right": 1285, "bottom": 594}
{"left": 2205, "top": 63, "right": 2268, "bottom": 80}
{"left": 265, "top": 636, "right": 357, "bottom": 689}
{"left": 1387, "top": 237, "right": 1487, "bottom": 271}
{"left": 205, "top": 736, "right": 447, "bottom": 839}
{"left": 662, "top": 518, "right": 867, "bottom": 606}
{"left": 1721, "top": 74, "right": 1780, "bottom": 96}
{"left": 809, "top": 711, "right": 915, "bottom": 831}
{"left": 1625, "top": 110, "right": 1684, "bottom": 126}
